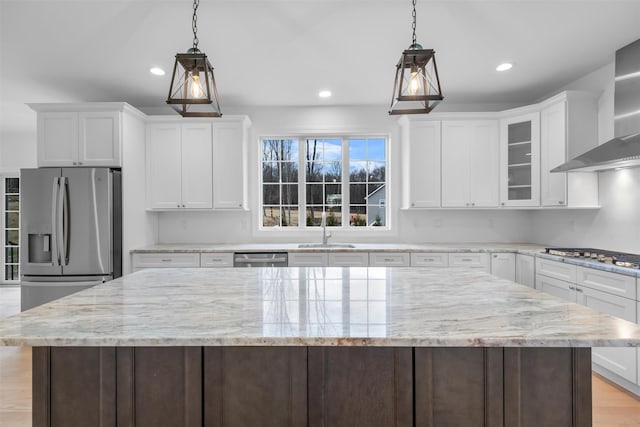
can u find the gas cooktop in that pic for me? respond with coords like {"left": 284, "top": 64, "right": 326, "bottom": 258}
{"left": 545, "top": 248, "right": 640, "bottom": 269}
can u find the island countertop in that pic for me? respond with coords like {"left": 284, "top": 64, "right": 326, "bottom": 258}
{"left": 2, "top": 267, "right": 640, "bottom": 347}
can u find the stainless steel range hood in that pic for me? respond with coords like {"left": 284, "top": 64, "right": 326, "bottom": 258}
{"left": 552, "top": 38, "right": 640, "bottom": 172}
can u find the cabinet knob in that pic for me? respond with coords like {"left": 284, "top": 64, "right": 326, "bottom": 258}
{"left": 72, "top": 162, "right": 77, "bottom": 166}
{"left": 558, "top": 201, "right": 564, "bottom": 205}
{"left": 177, "top": 204, "right": 180, "bottom": 208}
{"left": 501, "top": 202, "right": 505, "bottom": 206}
{"left": 78, "top": 162, "right": 83, "bottom": 165}
{"left": 471, "top": 202, "right": 475, "bottom": 206}
{"left": 493, "top": 254, "right": 497, "bottom": 258}
{"left": 411, "top": 203, "right": 415, "bottom": 207}
{"left": 182, "top": 204, "right": 186, "bottom": 208}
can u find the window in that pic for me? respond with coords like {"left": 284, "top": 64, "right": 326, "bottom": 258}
{"left": 2, "top": 177, "right": 19, "bottom": 283}
{"left": 260, "top": 136, "right": 387, "bottom": 229}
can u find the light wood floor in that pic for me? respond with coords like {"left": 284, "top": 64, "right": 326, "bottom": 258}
{"left": 1, "top": 286, "right": 639, "bottom": 426}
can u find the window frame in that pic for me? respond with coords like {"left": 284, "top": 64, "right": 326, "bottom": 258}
{"left": 258, "top": 134, "right": 390, "bottom": 232}
{"left": 1, "top": 174, "right": 20, "bottom": 284}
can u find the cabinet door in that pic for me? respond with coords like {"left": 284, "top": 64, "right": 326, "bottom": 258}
{"left": 540, "top": 101, "right": 567, "bottom": 207}
{"left": 37, "top": 112, "right": 78, "bottom": 166}
{"left": 535, "top": 258, "right": 577, "bottom": 282}
{"left": 490, "top": 253, "right": 515, "bottom": 281}
{"left": 78, "top": 111, "right": 121, "bottom": 166}
{"left": 535, "top": 274, "right": 576, "bottom": 302}
{"left": 500, "top": 113, "right": 540, "bottom": 207}
{"left": 410, "top": 253, "right": 449, "bottom": 267}
{"left": 368, "top": 252, "right": 410, "bottom": 267}
{"left": 212, "top": 121, "right": 246, "bottom": 209}
{"left": 449, "top": 253, "right": 490, "bottom": 272}
{"left": 468, "top": 121, "right": 499, "bottom": 207}
{"left": 328, "top": 252, "right": 369, "bottom": 267}
{"left": 147, "top": 124, "right": 182, "bottom": 209}
{"left": 577, "top": 266, "right": 636, "bottom": 300}
{"left": 288, "top": 252, "right": 328, "bottom": 267}
{"left": 407, "top": 120, "right": 441, "bottom": 208}
{"left": 578, "top": 287, "right": 637, "bottom": 383}
{"left": 441, "top": 122, "right": 469, "bottom": 207}
{"left": 515, "top": 254, "right": 535, "bottom": 288}
{"left": 181, "top": 123, "right": 213, "bottom": 209}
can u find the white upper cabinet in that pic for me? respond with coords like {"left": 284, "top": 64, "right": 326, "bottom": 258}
{"left": 500, "top": 112, "right": 540, "bottom": 207}
{"left": 540, "top": 92, "right": 599, "bottom": 207}
{"left": 442, "top": 120, "right": 499, "bottom": 207}
{"left": 31, "top": 105, "right": 124, "bottom": 167}
{"left": 399, "top": 117, "right": 441, "bottom": 208}
{"left": 212, "top": 117, "right": 250, "bottom": 210}
{"left": 146, "top": 121, "right": 213, "bottom": 210}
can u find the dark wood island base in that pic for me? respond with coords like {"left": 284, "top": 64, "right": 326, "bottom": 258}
{"left": 33, "top": 346, "right": 592, "bottom": 427}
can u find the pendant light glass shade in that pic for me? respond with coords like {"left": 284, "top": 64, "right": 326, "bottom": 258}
{"left": 167, "top": 49, "right": 222, "bottom": 117}
{"left": 389, "top": 45, "right": 443, "bottom": 115}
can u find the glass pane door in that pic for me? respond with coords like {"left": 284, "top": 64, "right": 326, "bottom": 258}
{"left": 3, "top": 177, "right": 19, "bottom": 282}
{"left": 507, "top": 121, "right": 533, "bottom": 201}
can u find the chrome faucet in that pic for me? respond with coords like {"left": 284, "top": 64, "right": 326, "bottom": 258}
{"left": 321, "top": 212, "right": 332, "bottom": 245}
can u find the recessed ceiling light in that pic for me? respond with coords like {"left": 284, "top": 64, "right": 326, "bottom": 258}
{"left": 150, "top": 67, "right": 166, "bottom": 76}
{"left": 318, "top": 90, "right": 332, "bottom": 98}
{"left": 496, "top": 63, "right": 513, "bottom": 72}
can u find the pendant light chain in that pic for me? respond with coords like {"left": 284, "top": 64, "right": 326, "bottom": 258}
{"left": 192, "top": 0, "right": 200, "bottom": 51}
{"left": 411, "top": 0, "right": 417, "bottom": 47}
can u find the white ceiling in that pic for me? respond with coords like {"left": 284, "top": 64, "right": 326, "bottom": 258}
{"left": 1, "top": 0, "right": 640, "bottom": 124}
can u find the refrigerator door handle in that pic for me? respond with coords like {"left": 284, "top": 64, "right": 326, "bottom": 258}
{"left": 61, "top": 176, "right": 70, "bottom": 266}
{"left": 51, "top": 177, "right": 61, "bottom": 266}
{"left": 56, "top": 176, "right": 65, "bottom": 267}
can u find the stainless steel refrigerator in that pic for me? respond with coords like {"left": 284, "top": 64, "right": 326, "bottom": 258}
{"left": 20, "top": 168, "right": 121, "bottom": 311}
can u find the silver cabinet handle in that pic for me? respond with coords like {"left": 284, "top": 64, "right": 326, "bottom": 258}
{"left": 462, "top": 258, "right": 472, "bottom": 262}
{"left": 569, "top": 286, "right": 576, "bottom": 290}
{"left": 383, "top": 258, "right": 394, "bottom": 262}
{"left": 493, "top": 254, "right": 498, "bottom": 258}
{"left": 559, "top": 201, "right": 564, "bottom": 205}
{"left": 161, "top": 259, "right": 172, "bottom": 262}
{"left": 576, "top": 287, "right": 583, "bottom": 293}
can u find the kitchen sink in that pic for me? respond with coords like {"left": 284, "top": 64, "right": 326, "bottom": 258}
{"left": 298, "top": 243, "right": 356, "bottom": 249}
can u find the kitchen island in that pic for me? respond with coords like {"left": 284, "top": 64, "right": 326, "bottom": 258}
{"left": 1, "top": 267, "right": 640, "bottom": 426}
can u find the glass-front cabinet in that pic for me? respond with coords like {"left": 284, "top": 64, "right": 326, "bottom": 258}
{"left": 500, "top": 112, "right": 540, "bottom": 207}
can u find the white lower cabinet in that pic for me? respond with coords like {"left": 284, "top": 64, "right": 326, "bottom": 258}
{"left": 515, "top": 254, "right": 535, "bottom": 288}
{"left": 328, "top": 252, "right": 369, "bottom": 267}
{"left": 535, "top": 274, "right": 575, "bottom": 301}
{"left": 580, "top": 286, "right": 637, "bottom": 383}
{"left": 288, "top": 252, "right": 329, "bottom": 267}
{"left": 448, "top": 253, "right": 490, "bottom": 272}
{"left": 490, "top": 253, "right": 515, "bottom": 281}
{"left": 200, "top": 253, "right": 234, "bottom": 268}
{"left": 536, "top": 258, "right": 639, "bottom": 389}
{"left": 132, "top": 253, "right": 200, "bottom": 272}
{"left": 368, "top": 252, "right": 410, "bottom": 267}
{"left": 410, "top": 253, "right": 449, "bottom": 267}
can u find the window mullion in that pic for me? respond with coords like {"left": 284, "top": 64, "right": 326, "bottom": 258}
{"left": 299, "top": 137, "right": 306, "bottom": 229}
{"left": 342, "top": 137, "right": 349, "bottom": 228}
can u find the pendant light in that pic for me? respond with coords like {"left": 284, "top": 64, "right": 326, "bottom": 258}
{"left": 166, "top": 0, "right": 222, "bottom": 117}
{"left": 389, "top": 0, "right": 443, "bottom": 115}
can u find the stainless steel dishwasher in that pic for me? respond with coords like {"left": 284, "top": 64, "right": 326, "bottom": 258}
{"left": 233, "top": 252, "right": 288, "bottom": 267}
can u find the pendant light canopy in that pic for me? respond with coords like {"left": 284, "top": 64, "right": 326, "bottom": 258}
{"left": 167, "top": 0, "right": 222, "bottom": 117}
{"left": 389, "top": 0, "right": 443, "bottom": 115}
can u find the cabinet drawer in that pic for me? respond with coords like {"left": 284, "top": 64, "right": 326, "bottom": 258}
{"left": 328, "top": 252, "right": 369, "bottom": 267}
{"left": 535, "top": 258, "right": 577, "bottom": 282}
{"left": 577, "top": 266, "right": 636, "bottom": 300}
{"left": 288, "top": 252, "right": 329, "bottom": 267}
{"left": 368, "top": 252, "right": 410, "bottom": 267}
{"left": 410, "top": 253, "right": 449, "bottom": 267}
{"left": 132, "top": 253, "right": 200, "bottom": 268}
{"left": 448, "top": 253, "right": 490, "bottom": 271}
{"left": 200, "top": 253, "right": 234, "bottom": 268}
{"left": 535, "top": 274, "right": 575, "bottom": 303}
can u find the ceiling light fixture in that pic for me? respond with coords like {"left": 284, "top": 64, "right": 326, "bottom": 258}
{"left": 318, "top": 90, "right": 332, "bottom": 98}
{"left": 389, "top": 0, "right": 443, "bottom": 115}
{"left": 166, "top": 0, "right": 222, "bottom": 117}
{"left": 496, "top": 62, "right": 513, "bottom": 72}
{"left": 150, "top": 67, "right": 165, "bottom": 76}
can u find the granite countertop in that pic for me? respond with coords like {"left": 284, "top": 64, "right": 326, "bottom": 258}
{"left": 131, "top": 242, "right": 547, "bottom": 254}
{"left": 2, "top": 267, "right": 640, "bottom": 348}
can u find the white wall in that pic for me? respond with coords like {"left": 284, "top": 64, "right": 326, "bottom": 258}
{"left": 156, "top": 104, "right": 532, "bottom": 244}
{"left": 531, "top": 60, "right": 640, "bottom": 252}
